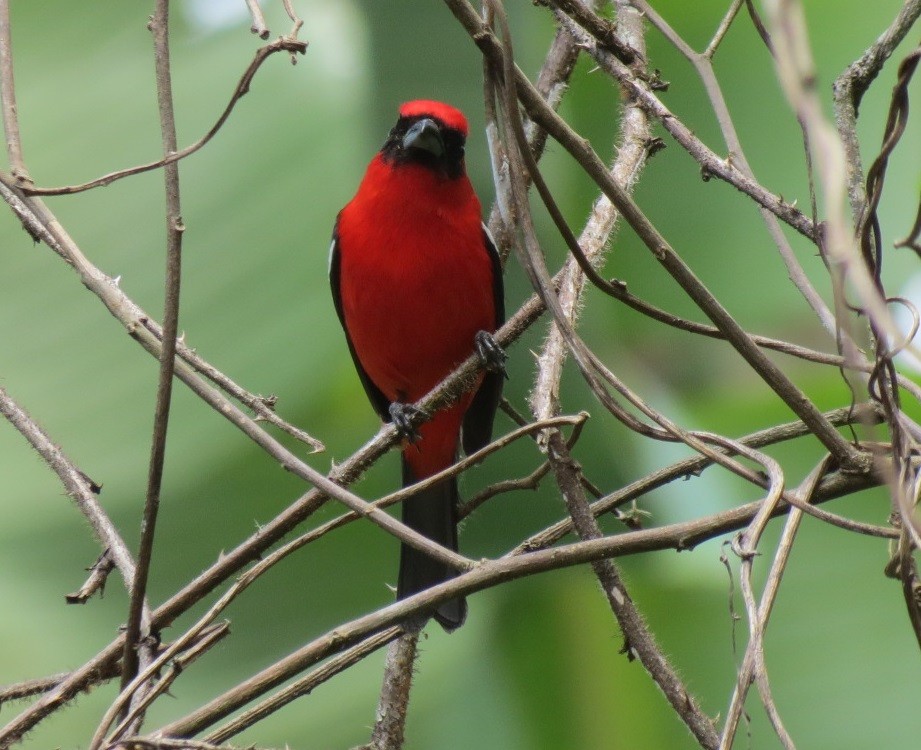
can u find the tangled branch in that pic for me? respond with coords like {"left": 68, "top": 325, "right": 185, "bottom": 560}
{"left": 0, "top": 2, "right": 919, "bottom": 749}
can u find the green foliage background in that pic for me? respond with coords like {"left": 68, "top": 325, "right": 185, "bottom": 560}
{"left": 1, "top": 1, "right": 919, "bottom": 748}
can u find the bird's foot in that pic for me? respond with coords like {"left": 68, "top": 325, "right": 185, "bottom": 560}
{"left": 474, "top": 330, "right": 508, "bottom": 377}
{"left": 389, "top": 401, "right": 429, "bottom": 443}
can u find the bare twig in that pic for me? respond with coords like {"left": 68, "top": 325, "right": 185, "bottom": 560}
{"left": 205, "top": 627, "right": 402, "bottom": 745}
{"left": 244, "top": 0, "right": 270, "bottom": 39}
{"left": 367, "top": 630, "right": 421, "bottom": 750}
{"left": 832, "top": 0, "right": 921, "bottom": 219}
{"left": 0, "top": 0, "right": 29, "bottom": 184}
{"left": 485, "top": 11, "right": 584, "bottom": 259}
{"left": 766, "top": 0, "right": 902, "bottom": 350}
{"left": 284, "top": 414, "right": 587, "bottom": 556}
{"left": 92, "top": 408, "right": 563, "bottom": 749}
{"left": 580, "top": 0, "right": 838, "bottom": 335}
{"left": 281, "top": 0, "right": 304, "bottom": 40}
{"left": 20, "top": 38, "right": 308, "bottom": 197}
{"left": 105, "top": 623, "right": 231, "bottom": 747}
{"left": 530, "top": 3, "right": 652, "bottom": 428}
{"left": 0, "top": 626, "right": 218, "bottom": 709}
{"left": 720, "top": 458, "right": 831, "bottom": 749}
{"left": 704, "top": 0, "right": 746, "bottom": 59}
{"left": 113, "top": 738, "right": 275, "bottom": 750}
{"left": 0, "top": 276, "right": 549, "bottom": 746}
{"left": 146, "top": 334, "right": 323, "bottom": 452}
{"left": 95, "top": 418, "right": 579, "bottom": 746}
{"left": 460, "top": 458, "right": 552, "bottom": 517}
{"left": 122, "top": 0, "right": 185, "bottom": 700}
{"left": 66, "top": 550, "right": 117, "bottom": 604}
{"left": 513, "top": 404, "right": 889, "bottom": 554}
{"left": 0, "top": 387, "right": 137, "bottom": 590}
{"left": 492, "top": 4, "right": 726, "bottom": 744}
{"left": 0, "top": 669, "right": 111, "bottom": 706}
{"left": 150, "top": 455, "right": 889, "bottom": 741}
{"left": 0, "top": 444, "right": 889, "bottom": 748}
{"left": 545, "top": 0, "right": 643, "bottom": 67}
{"left": 445, "top": 0, "right": 866, "bottom": 471}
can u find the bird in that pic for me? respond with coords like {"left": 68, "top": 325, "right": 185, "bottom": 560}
{"left": 329, "top": 100, "right": 505, "bottom": 630}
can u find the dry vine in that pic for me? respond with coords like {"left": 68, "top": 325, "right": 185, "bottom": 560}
{"left": 0, "top": 1, "right": 919, "bottom": 749}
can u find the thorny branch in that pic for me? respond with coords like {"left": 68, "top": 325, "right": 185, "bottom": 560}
{"left": 489, "top": 2, "right": 718, "bottom": 745}
{"left": 0, "top": 388, "right": 136, "bottom": 592}
{"left": 1, "top": 1, "right": 919, "bottom": 749}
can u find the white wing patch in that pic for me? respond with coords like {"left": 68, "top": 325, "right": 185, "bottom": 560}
{"left": 328, "top": 237, "right": 337, "bottom": 278}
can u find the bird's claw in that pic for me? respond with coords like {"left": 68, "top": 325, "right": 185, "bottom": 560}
{"left": 474, "top": 330, "right": 508, "bottom": 377}
{"left": 389, "top": 402, "right": 429, "bottom": 442}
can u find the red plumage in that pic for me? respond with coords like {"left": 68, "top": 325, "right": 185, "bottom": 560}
{"left": 330, "top": 101, "right": 504, "bottom": 629}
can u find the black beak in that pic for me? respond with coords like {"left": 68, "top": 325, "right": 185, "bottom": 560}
{"left": 402, "top": 118, "right": 445, "bottom": 158}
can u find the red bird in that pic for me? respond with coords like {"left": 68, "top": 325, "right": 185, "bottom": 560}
{"left": 330, "top": 100, "right": 504, "bottom": 630}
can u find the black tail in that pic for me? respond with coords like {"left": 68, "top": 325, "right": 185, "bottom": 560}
{"left": 397, "top": 458, "right": 467, "bottom": 630}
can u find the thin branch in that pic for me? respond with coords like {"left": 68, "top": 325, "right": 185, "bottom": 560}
{"left": 0, "top": 0, "right": 29, "bottom": 184}
{"left": 0, "top": 387, "right": 137, "bottom": 590}
{"left": 832, "top": 0, "right": 921, "bottom": 220}
{"left": 244, "top": 0, "right": 270, "bottom": 39}
{"left": 150, "top": 456, "right": 889, "bottom": 741}
{"left": 766, "top": 0, "right": 904, "bottom": 352}
{"left": 20, "top": 37, "right": 308, "bottom": 197}
{"left": 719, "top": 458, "right": 831, "bottom": 749}
{"left": 105, "top": 623, "right": 231, "bottom": 747}
{"left": 560, "top": 9, "right": 921, "bottom": 423}
{"left": 545, "top": 0, "right": 643, "bottom": 67}
{"left": 66, "top": 550, "right": 117, "bottom": 604}
{"left": 459, "top": 456, "right": 552, "bottom": 517}
{"left": 96, "top": 422, "right": 582, "bottom": 744}
{"left": 145, "top": 330, "right": 323, "bottom": 452}
{"left": 704, "top": 0, "right": 746, "bottom": 59}
{"left": 367, "top": 630, "right": 420, "bottom": 750}
{"left": 485, "top": 13, "right": 583, "bottom": 259}
{"left": 445, "top": 0, "right": 865, "bottom": 471}
{"left": 205, "top": 627, "right": 403, "bottom": 746}
{"left": 581, "top": 0, "right": 838, "bottom": 335}
{"left": 489, "top": 4, "right": 796, "bottom": 494}
{"left": 0, "top": 441, "right": 889, "bottom": 749}
{"left": 554, "top": 7, "right": 819, "bottom": 244}
{"left": 0, "top": 626, "right": 218, "bottom": 708}
{"left": 530, "top": 2, "right": 652, "bottom": 428}
{"left": 114, "top": 738, "right": 276, "bottom": 750}
{"left": 122, "top": 0, "right": 185, "bottom": 699}
{"left": 90, "top": 412, "right": 572, "bottom": 748}
{"left": 513, "top": 404, "right": 890, "bottom": 554}
{"left": 281, "top": 0, "right": 304, "bottom": 39}
{"left": 0, "top": 189, "right": 322, "bottom": 457}
{"left": 0, "top": 669, "right": 110, "bottom": 706}
{"left": 285, "top": 414, "right": 587, "bottom": 555}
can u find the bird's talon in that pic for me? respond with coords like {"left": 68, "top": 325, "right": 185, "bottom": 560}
{"left": 474, "top": 330, "right": 507, "bottom": 376}
{"left": 389, "top": 402, "right": 428, "bottom": 442}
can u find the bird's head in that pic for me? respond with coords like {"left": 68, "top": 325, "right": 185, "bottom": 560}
{"left": 380, "top": 100, "right": 469, "bottom": 180}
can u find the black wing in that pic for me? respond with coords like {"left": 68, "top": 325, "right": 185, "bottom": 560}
{"left": 462, "top": 225, "right": 505, "bottom": 456}
{"left": 329, "top": 219, "right": 393, "bottom": 422}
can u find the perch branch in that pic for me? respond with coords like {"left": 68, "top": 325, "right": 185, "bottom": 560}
{"left": 0, "top": 387, "right": 137, "bottom": 591}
